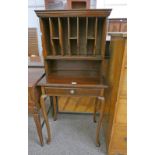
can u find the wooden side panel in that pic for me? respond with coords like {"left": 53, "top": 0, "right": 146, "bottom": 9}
{"left": 103, "top": 35, "right": 127, "bottom": 154}
{"left": 115, "top": 98, "right": 127, "bottom": 124}
{"left": 109, "top": 125, "right": 127, "bottom": 155}
{"left": 119, "top": 68, "right": 127, "bottom": 98}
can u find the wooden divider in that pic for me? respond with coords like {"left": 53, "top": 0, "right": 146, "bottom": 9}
{"left": 58, "top": 17, "right": 64, "bottom": 56}
{"left": 94, "top": 17, "right": 98, "bottom": 55}
{"left": 49, "top": 18, "right": 56, "bottom": 55}
{"left": 86, "top": 17, "right": 88, "bottom": 54}
{"left": 77, "top": 17, "right": 79, "bottom": 55}
{"left": 67, "top": 17, "right": 71, "bottom": 55}
{"left": 47, "top": 16, "right": 105, "bottom": 56}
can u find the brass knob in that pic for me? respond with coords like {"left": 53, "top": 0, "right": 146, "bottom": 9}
{"left": 70, "top": 89, "right": 75, "bottom": 94}
{"left": 98, "top": 96, "right": 105, "bottom": 100}
{"left": 71, "top": 81, "right": 77, "bottom": 85}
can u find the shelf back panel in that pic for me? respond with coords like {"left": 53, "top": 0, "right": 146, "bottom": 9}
{"left": 46, "top": 60, "right": 101, "bottom": 71}
{"left": 46, "top": 59, "right": 102, "bottom": 84}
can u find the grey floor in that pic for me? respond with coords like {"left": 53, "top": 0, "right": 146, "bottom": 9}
{"left": 29, "top": 109, "right": 107, "bottom": 155}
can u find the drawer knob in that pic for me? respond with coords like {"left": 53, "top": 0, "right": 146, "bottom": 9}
{"left": 70, "top": 89, "right": 75, "bottom": 94}
{"left": 98, "top": 96, "right": 105, "bottom": 101}
{"left": 71, "top": 81, "right": 77, "bottom": 85}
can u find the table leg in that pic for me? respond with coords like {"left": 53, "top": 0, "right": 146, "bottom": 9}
{"left": 96, "top": 97, "right": 105, "bottom": 147}
{"left": 33, "top": 112, "right": 44, "bottom": 146}
{"left": 93, "top": 97, "right": 98, "bottom": 123}
{"left": 53, "top": 96, "right": 57, "bottom": 121}
{"left": 40, "top": 95, "right": 51, "bottom": 144}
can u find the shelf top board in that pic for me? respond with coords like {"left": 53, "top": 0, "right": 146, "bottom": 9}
{"left": 35, "top": 9, "right": 112, "bottom": 18}
{"left": 28, "top": 56, "right": 44, "bottom": 67}
{"left": 28, "top": 68, "right": 45, "bottom": 87}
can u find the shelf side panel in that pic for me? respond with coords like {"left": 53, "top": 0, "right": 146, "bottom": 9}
{"left": 39, "top": 18, "right": 51, "bottom": 56}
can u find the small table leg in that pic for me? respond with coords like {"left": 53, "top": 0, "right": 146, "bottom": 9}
{"left": 40, "top": 95, "right": 51, "bottom": 144}
{"left": 33, "top": 112, "right": 44, "bottom": 146}
{"left": 96, "top": 97, "right": 105, "bottom": 147}
{"left": 93, "top": 97, "right": 98, "bottom": 123}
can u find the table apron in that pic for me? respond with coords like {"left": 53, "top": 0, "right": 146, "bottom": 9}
{"left": 44, "top": 87, "right": 104, "bottom": 97}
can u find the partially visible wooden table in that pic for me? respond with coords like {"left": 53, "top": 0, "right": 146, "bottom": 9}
{"left": 28, "top": 56, "right": 44, "bottom": 68}
{"left": 28, "top": 68, "right": 51, "bottom": 145}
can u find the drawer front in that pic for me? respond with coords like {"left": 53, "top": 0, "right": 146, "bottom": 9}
{"left": 110, "top": 125, "right": 127, "bottom": 153}
{"left": 115, "top": 98, "right": 127, "bottom": 124}
{"left": 45, "top": 87, "right": 102, "bottom": 96}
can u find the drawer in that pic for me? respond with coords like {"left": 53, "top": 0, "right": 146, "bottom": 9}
{"left": 115, "top": 98, "right": 127, "bottom": 124}
{"left": 110, "top": 125, "right": 127, "bottom": 153}
{"left": 45, "top": 87, "right": 102, "bottom": 96}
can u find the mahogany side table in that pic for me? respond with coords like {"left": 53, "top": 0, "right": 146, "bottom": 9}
{"left": 38, "top": 75, "right": 107, "bottom": 146}
{"left": 28, "top": 68, "right": 51, "bottom": 145}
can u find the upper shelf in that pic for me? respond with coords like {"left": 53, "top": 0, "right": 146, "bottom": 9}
{"left": 37, "top": 10, "right": 112, "bottom": 57}
{"left": 45, "top": 55, "right": 103, "bottom": 60}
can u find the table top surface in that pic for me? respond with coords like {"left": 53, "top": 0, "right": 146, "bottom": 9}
{"left": 28, "top": 56, "right": 44, "bottom": 68}
{"left": 28, "top": 68, "right": 45, "bottom": 87}
{"left": 37, "top": 75, "right": 108, "bottom": 88}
